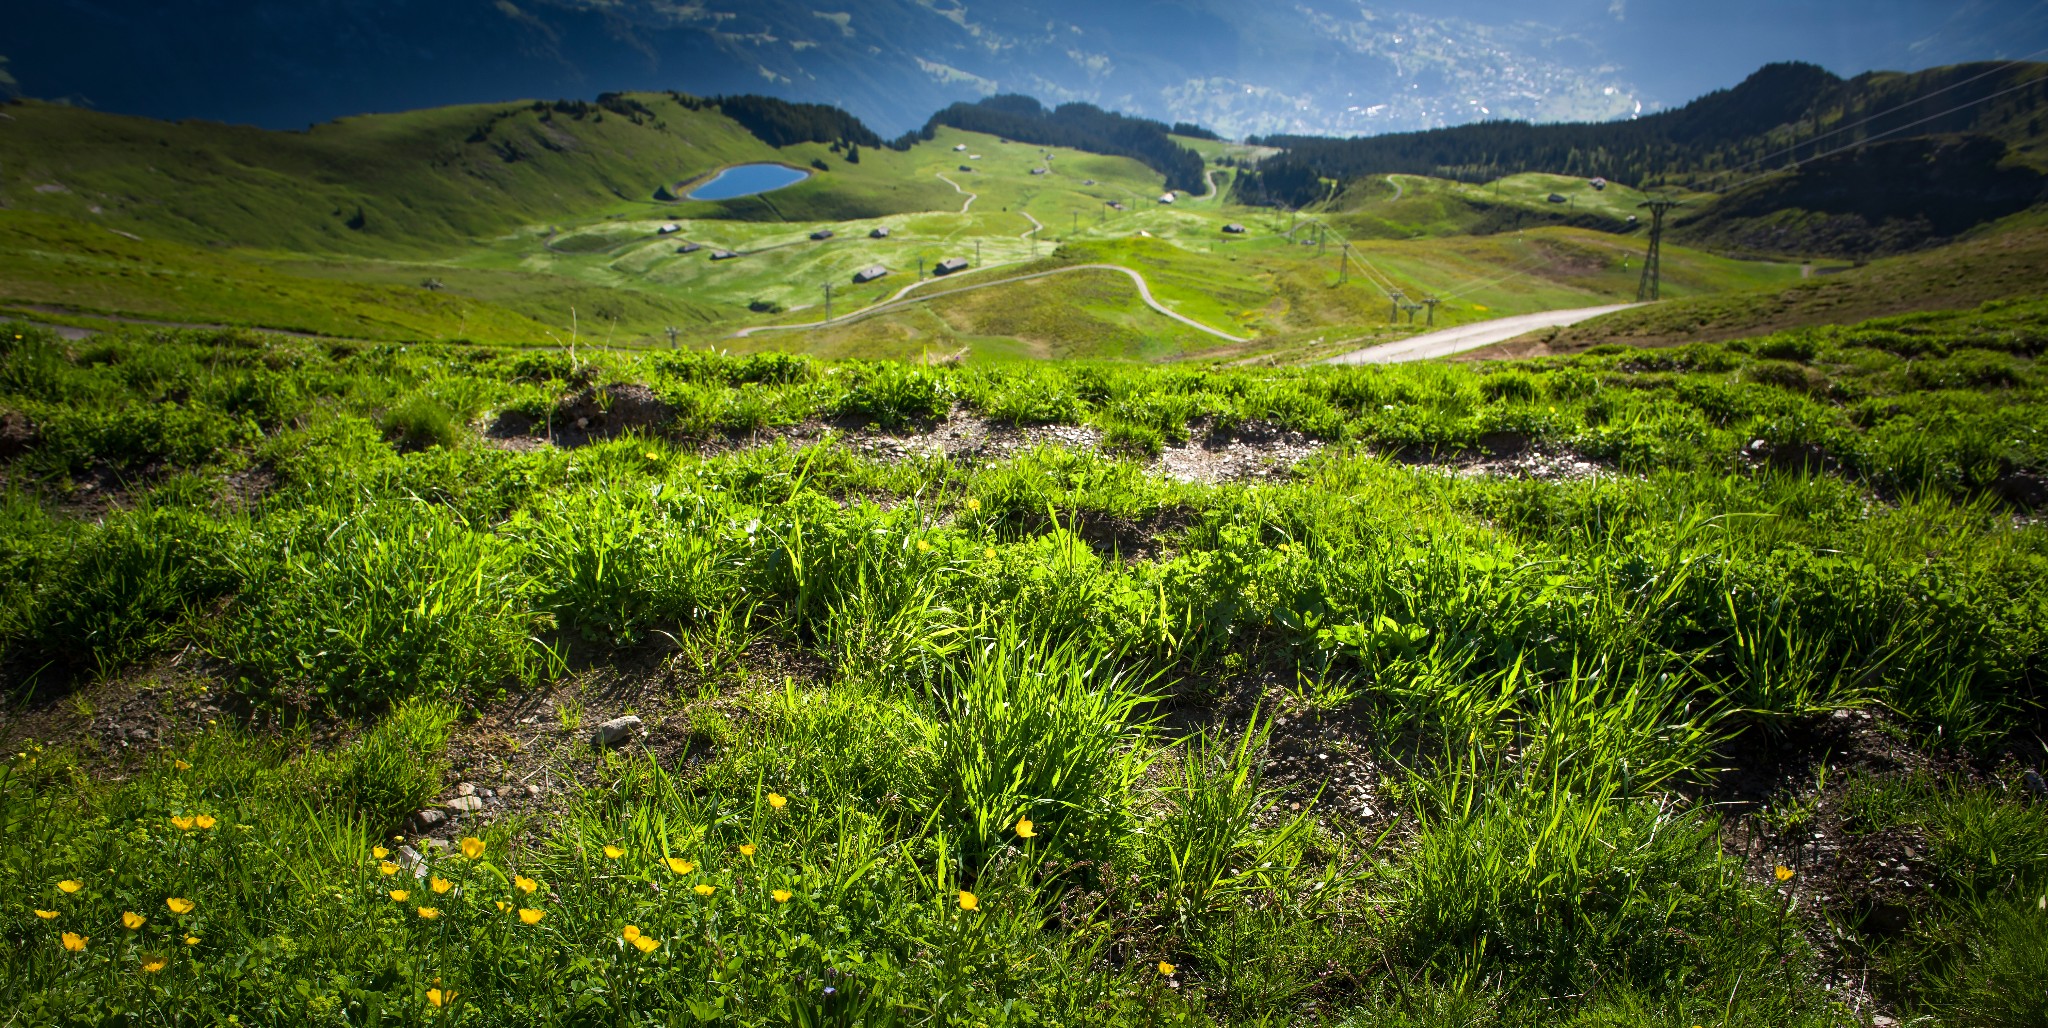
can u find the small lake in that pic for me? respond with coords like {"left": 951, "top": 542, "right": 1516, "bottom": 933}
{"left": 688, "top": 163, "right": 810, "bottom": 201}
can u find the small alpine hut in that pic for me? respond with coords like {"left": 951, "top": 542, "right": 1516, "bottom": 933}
{"left": 934, "top": 257, "right": 970, "bottom": 276}
{"left": 810, "top": 229, "right": 835, "bottom": 241}
{"left": 870, "top": 227, "right": 891, "bottom": 238}
{"left": 710, "top": 250, "right": 739, "bottom": 261}
{"left": 1030, "top": 167, "right": 1047, "bottom": 176}
{"left": 657, "top": 223, "right": 681, "bottom": 235}
{"left": 1222, "top": 223, "right": 1246, "bottom": 234}
{"left": 954, "top": 143, "right": 968, "bottom": 151}
{"left": 853, "top": 265, "right": 889, "bottom": 284}
{"left": 1546, "top": 193, "right": 1567, "bottom": 204}
{"left": 1158, "top": 192, "right": 1176, "bottom": 204}
{"left": 676, "top": 242, "right": 703, "bottom": 254}
{"left": 1589, "top": 177, "right": 1608, "bottom": 191}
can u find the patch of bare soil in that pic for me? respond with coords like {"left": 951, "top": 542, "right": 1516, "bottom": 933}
{"left": 1158, "top": 419, "right": 1322, "bottom": 485}
{"left": 1390, "top": 433, "right": 1614, "bottom": 483}
{"left": 0, "top": 647, "right": 249, "bottom": 773}
{"left": 488, "top": 383, "right": 673, "bottom": 449}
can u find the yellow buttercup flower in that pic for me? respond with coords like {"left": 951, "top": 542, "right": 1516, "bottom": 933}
{"left": 1775, "top": 865, "right": 1796, "bottom": 882}
{"left": 166, "top": 897, "right": 195, "bottom": 914}
{"left": 1014, "top": 818, "right": 1036, "bottom": 839}
{"left": 35, "top": 909, "right": 58, "bottom": 920}
{"left": 194, "top": 815, "right": 216, "bottom": 829}
{"left": 495, "top": 900, "right": 513, "bottom": 913}
{"left": 621, "top": 925, "right": 642, "bottom": 942}
{"left": 1158, "top": 961, "right": 1176, "bottom": 976}
{"left": 631, "top": 934, "right": 659, "bottom": 953}
{"left": 122, "top": 912, "right": 146, "bottom": 930}
{"left": 957, "top": 890, "right": 978, "bottom": 911}
{"left": 373, "top": 846, "right": 390, "bottom": 860}
{"left": 916, "top": 540, "right": 932, "bottom": 553}
{"left": 427, "top": 988, "right": 453, "bottom": 1008}
{"left": 430, "top": 877, "right": 452, "bottom": 895}
{"left": 767, "top": 792, "right": 787, "bottom": 810}
{"left": 966, "top": 497, "right": 982, "bottom": 512}
{"left": 514, "top": 876, "right": 538, "bottom": 895}
{"left": 459, "top": 837, "right": 485, "bottom": 860}
{"left": 184, "top": 935, "right": 200, "bottom": 946}
{"left": 664, "top": 858, "right": 694, "bottom": 875}
{"left": 61, "top": 932, "right": 88, "bottom": 952}
{"left": 984, "top": 548, "right": 998, "bottom": 560}
{"left": 738, "top": 844, "right": 756, "bottom": 857}
{"left": 693, "top": 884, "right": 715, "bottom": 897}
{"left": 603, "top": 845, "right": 624, "bottom": 860}
{"left": 644, "top": 451, "right": 660, "bottom": 461}
{"left": 518, "top": 908, "right": 544, "bottom": 924}
{"left": 171, "top": 816, "right": 196, "bottom": 831}
{"left": 174, "top": 760, "right": 191, "bottom": 771}
{"left": 57, "top": 880, "right": 82, "bottom": 894}
{"left": 379, "top": 861, "right": 400, "bottom": 877}
{"left": 141, "top": 955, "right": 168, "bottom": 973}
{"left": 389, "top": 889, "right": 410, "bottom": 902}
{"left": 417, "top": 907, "right": 440, "bottom": 920}
{"left": 771, "top": 889, "right": 793, "bottom": 903}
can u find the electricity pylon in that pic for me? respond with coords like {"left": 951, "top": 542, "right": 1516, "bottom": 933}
{"left": 1636, "top": 198, "right": 1681, "bottom": 302}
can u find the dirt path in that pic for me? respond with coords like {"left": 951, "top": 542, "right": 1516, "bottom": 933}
{"left": 734, "top": 263, "right": 1247, "bottom": 343}
{"left": 1386, "top": 175, "right": 1405, "bottom": 202}
{"left": 1018, "top": 210, "right": 1043, "bottom": 240}
{"left": 1324, "top": 303, "right": 1643, "bottom": 364}
{"left": 935, "top": 172, "right": 976, "bottom": 214}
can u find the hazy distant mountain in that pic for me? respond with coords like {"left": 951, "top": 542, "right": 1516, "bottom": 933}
{"left": 8, "top": 1, "right": 2043, "bottom": 139}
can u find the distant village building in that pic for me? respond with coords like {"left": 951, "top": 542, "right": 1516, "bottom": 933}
{"left": 677, "top": 242, "right": 702, "bottom": 254}
{"left": 710, "top": 250, "right": 739, "bottom": 260}
{"left": 1222, "top": 223, "right": 1246, "bottom": 234}
{"left": 954, "top": 144, "right": 967, "bottom": 151}
{"left": 1589, "top": 177, "right": 1608, "bottom": 190}
{"left": 1108, "top": 201, "right": 1126, "bottom": 211}
{"left": 1082, "top": 179, "right": 1096, "bottom": 186}
{"left": 810, "top": 229, "right": 835, "bottom": 240}
{"left": 869, "top": 227, "right": 890, "bottom": 238}
{"left": 969, "top": 155, "right": 981, "bottom": 160}
{"left": 1158, "top": 192, "right": 1177, "bottom": 204}
{"left": 1030, "top": 168, "right": 1047, "bottom": 176}
{"left": 853, "top": 265, "right": 889, "bottom": 284}
{"left": 657, "top": 223, "right": 681, "bottom": 235}
{"left": 934, "top": 257, "right": 970, "bottom": 275}
{"left": 1546, "top": 193, "right": 1568, "bottom": 204}
{"left": 959, "top": 165, "right": 975, "bottom": 172}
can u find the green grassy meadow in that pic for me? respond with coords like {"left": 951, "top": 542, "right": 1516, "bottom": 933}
{"left": 3, "top": 290, "right": 2047, "bottom": 1024}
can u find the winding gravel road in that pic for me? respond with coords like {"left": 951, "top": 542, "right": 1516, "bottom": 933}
{"left": 935, "top": 172, "right": 976, "bottom": 214}
{"left": 734, "top": 263, "right": 1246, "bottom": 342}
{"left": 1325, "top": 303, "right": 1642, "bottom": 364}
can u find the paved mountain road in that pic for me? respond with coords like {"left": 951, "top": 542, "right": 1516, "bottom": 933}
{"left": 1325, "top": 303, "right": 1643, "bottom": 364}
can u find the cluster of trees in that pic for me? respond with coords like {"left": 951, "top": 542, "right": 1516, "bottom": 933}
{"left": 1237, "top": 61, "right": 2048, "bottom": 208}
{"left": 918, "top": 95, "right": 1207, "bottom": 193}
{"left": 666, "top": 92, "right": 910, "bottom": 151}
{"left": 1171, "top": 121, "right": 1222, "bottom": 141}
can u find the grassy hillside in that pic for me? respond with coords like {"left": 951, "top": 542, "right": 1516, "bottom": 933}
{"left": 2, "top": 301, "right": 2045, "bottom": 1024}
{"left": 1470, "top": 224, "right": 2048, "bottom": 358}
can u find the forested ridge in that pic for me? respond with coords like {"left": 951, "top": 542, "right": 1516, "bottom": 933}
{"left": 919, "top": 95, "right": 1208, "bottom": 193}
{"left": 1236, "top": 61, "right": 2048, "bottom": 208}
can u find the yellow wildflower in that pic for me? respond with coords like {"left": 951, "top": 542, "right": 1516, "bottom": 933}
{"left": 985, "top": 548, "right": 998, "bottom": 560}
{"left": 417, "top": 907, "right": 440, "bottom": 920}
{"left": 693, "top": 884, "right": 716, "bottom": 897}
{"left": 739, "top": 844, "right": 756, "bottom": 857}
{"left": 390, "top": 889, "right": 411, "bottom": 902}
{"left": 665, "top": 858, "right": 694, "bottom": 875}
{"left": 495, "top": 901, "right": 512, "bottom": 913}
{"left": 916, "top": 540, "right": 932, "bottom": 553}
{"left": 430, "top": 877, "right": 452, "bottom": 895}
{"left": 194, "top": 815, "right": 216, "bottom": 829}
{"left": 174, "top": 760, "right": 191, "bottom": 771}
{"left": 772, "top": 889, "right": 793, "bottom": 903}
{"left": 122, "top": 912, "right": 146, "bottom": 930}
{"left": 166, "top": 897, "right": 195, "bottom": 915}
{"left": 380, "top": 861, "right": 400, "bottom": 876}
{"left": 57, "top": 880, "right": 83, "bottom": 894}
{"left": 373, "top": 846, "right": 389, "bottom": 860}
{"left": 514, "top": 876, "right": 539, "bottom": 895}
{"left": 427, "top": 988, "right": 453, "bottom": 1008}
{"left": 184, "top": 935, "right": 200, "bottom": 946}
{"left": 171, "top": 816, "right": 196, "bottom": 831}
{"left": 519, "top": 908, "right": 545, "bottom": 925}
{"left": 621, "top": 925, "right": 642, "bottom": 941}
{"left": 61, "top": 932, "right": 88, "bottom": 952}
{"left": 603, "top": 845, "right": 624, "bottom": 860}
{"left": 767, "top": 792, "right": 788, "bottom": 810}
{"left": 141, "top": 955, "right": 168, "bottom": 973}
{"left": 1158, "top": 961, "right": 1176, "bottom": 976}
{"left": 1775, "top": 865, "right": 1796, "bottom": 882}
{"left": 966, "top": 497, "right": 982, "bottom": 512}
{"left": 35, "top": 908, "right": 58, "bottom": 919}
{"left": 644, "top": 451, "right": 660, "bottom": 461}
{"left": 459, "top": 837, "right": 485, "bottom": 860}
{"left": 957, "top": 890, "right": 978, "bottom": 911}
{"left": 1014, "top": 818, "right": 1036, "bottom": 839}
{"left": 631, "top": 934, "right": 659, "bottom": 954}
